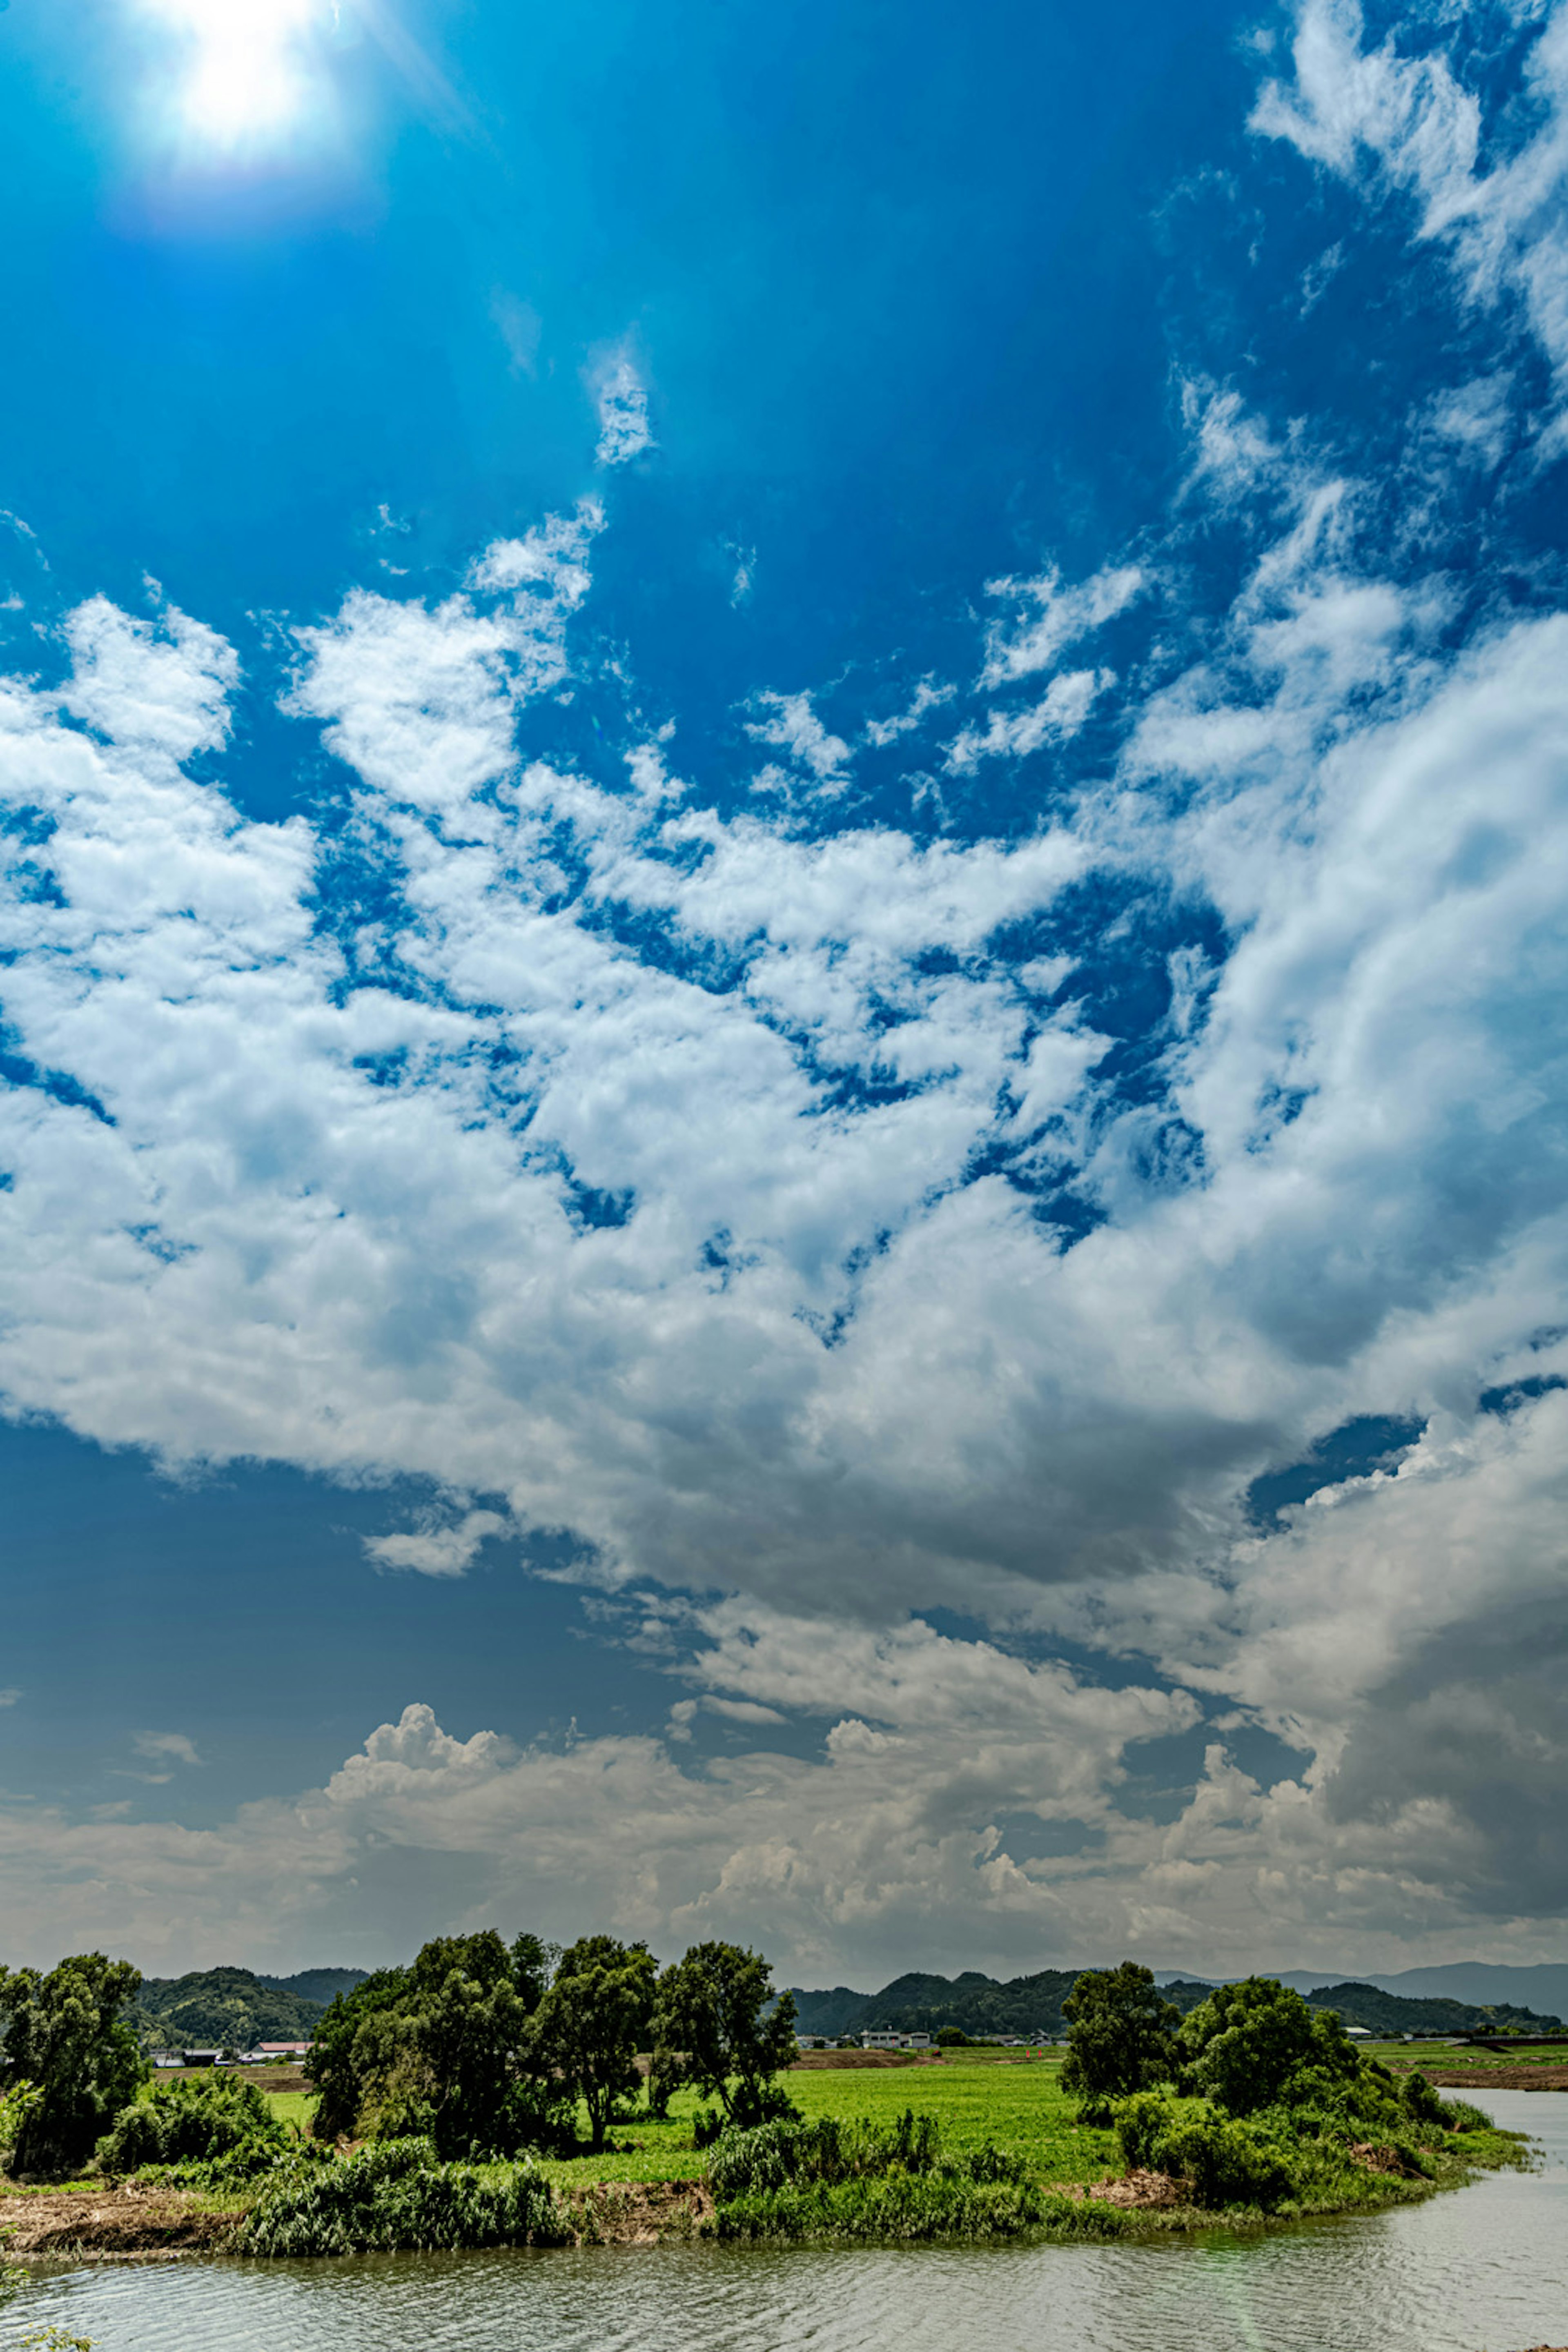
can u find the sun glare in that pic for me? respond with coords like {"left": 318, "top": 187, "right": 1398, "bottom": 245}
{"left": 144, "top": 0, "right": 326, "bottom": 149}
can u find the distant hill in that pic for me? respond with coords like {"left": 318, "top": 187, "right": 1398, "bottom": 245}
{"left": 790, "top": 1968, "right": 1096, "bottom": 2040}
{"left": 788, "top": 1965, "right": 1563, "bottom": 2044}
{"left": 256, "top": 1968, "right": 370, "bottom": 2008}
{"left": 1303, "top": 1980, "right": 1561, "bottom": 2036}
{"left": 131, "top": 1966, "right": 329, "bottom": 2051}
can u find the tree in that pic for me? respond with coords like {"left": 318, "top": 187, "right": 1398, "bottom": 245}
{"left": 1179, "top": 1977, "right": 1361, "bottom": 2117}
{"left": 652, "top": 1942, "right": 798, "bottom": 2128}
{"left": 0, "top": 1954, "right": 148, "bottom": 2175}
{"left": 305, "top": 1933, "right": 563, "bottom": 2157}
{"left": 528, "top": 1935, "right": 657, "bottom": 2153}
{"left": 305, "top": 1966, "right": 412, "bottom": 2141}
{"left": 1060, "top": 1963, "right": 1179, "bottom": 2116}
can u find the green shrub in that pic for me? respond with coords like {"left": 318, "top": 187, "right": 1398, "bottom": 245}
{"left": 1114, "top": 2091, "right": 1293, "bottom": 2208}
{"left": 1436, "top": 2095, "right": 1490, "bottom": 2134}
{"left": 97, "top": 2071, "right": 285, "bottom": 2176}
{"left": 238, "top": 2135, "right": 568, "bottom": 2257}
{"left": 707, "top": 2107, "right": 942, "bottom": 2200}
{"left": 712, "top": 2169, "right": 1047, "bottom": 2243}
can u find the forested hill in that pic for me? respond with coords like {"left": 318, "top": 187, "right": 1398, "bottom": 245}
{"left": 256, "top": 1968, "right": 371, "bottom": 2009}
{"left": 1302, "top": 1981, "right": 1561, "bottom": 2036}
{"left": 130, "top": 1965, "right": 366, "bottom": 2050}
{"left": 788, "top": 1969, "right": 1084, "bottom": 2038}
{"left": 786, "top": 1970, "right": 1563, "bottom": 2040}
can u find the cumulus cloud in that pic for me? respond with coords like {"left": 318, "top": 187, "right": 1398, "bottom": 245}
{"left": 134, "top": 1731, "right": 203, "bottom": 1768}
{"left": 365, "top": 1508, "right": 509, "bottom": 1579}
{"left": 744, "top": 688, "right": 853, "bottom": 794}
{"left": 592, "top": 351, "right": 655, "bottom": 466}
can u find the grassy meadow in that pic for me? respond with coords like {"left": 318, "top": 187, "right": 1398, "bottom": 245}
{"left": 255, "top": 2055, "right": 1114, "bottom": 2189}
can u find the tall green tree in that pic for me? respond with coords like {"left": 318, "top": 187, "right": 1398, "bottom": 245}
{"left": 1060, "top": 1963, "right": 1180, "bottom": 2116}
{"left": 1179, "top": 1977, "right": 1362, "bottom": 2116}
{"left": 0, "top": 1953, "right": 148, "bottom": 2175}
{"left": 528, "top": 1935, "right": 657, "bottom": 2153}
{"left": 305, "top": 1933, "right": 563, "bottom": 2156}
{"left": 305, "top": 1965, "right": 412, "bottom": 2141}
{"left": 651, "top": 1942, "right": 798, "bottom": 2128}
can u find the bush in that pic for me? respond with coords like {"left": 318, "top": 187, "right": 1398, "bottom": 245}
{"left": 98, "top": 2071, "right": 285, "bottom": 2176}
{"left": 707, "top": 2107, "right": 942, "bottom": 2201}
{"left": 934, "top": 2027, "right": 969, "bottom": 2047}
{"left": 1180, "top": 1980, "right": 1360, "bottom": 2118}
{"left": 239, "top": 2135, "right": 568, "bottom": 2257}
{"left": 712, "top": 2170, "right": 1047, "bottom": 2243}
{"left": 1114, "top": 2091, "right": 1294, "bottom": 2209}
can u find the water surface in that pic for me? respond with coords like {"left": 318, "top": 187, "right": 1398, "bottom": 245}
{"left": 6, "top": 2090, "right": 1565, "bottom": 2352}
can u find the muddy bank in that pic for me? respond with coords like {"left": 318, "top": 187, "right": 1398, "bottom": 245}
{"left": 787, "top": 2049, "right": 944, "bottom": 2070}
{"left": 1407, "top": 2067, "right": 1568, "bottom": 2091}
{"left": 0, "top": 2182, "right": 239, "bottom": 2261}
{"left": 563, "top": 2179, "right": 714, "bottom": 2243}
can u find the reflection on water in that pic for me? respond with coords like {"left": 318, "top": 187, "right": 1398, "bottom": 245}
{"left": 4, "top": 2091, "right": 1566, "bottom": 2352}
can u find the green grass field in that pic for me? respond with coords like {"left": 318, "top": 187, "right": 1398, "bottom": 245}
{"left": 545, "top": 2062, "right": 1111, "bottom": 2193}
{"left": 258, "top": 2049, "right": 1531, "bottom": 2207}
{"left": 262, "top": 2059, "right": 1117, "bottom": 2191}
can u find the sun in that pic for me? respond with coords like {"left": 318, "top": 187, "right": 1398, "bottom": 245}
{"left": 144, "top": 0, "right": 324, "bottom": 147}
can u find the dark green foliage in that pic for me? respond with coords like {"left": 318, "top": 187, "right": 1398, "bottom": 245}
{"left": 305, "top": 1933, "right": 568, "bottom": 2158}
{"left": 1180, "top": 1978, "right": 1360, "bottom": 2116}
{"left": 129, "top": 1967, "right": 324, "bottom": 2054}
{"left": 303, "top": 1967, "right": 411, "bottom": 2140}
{"left": 254, "top": 1969, "right": 368, "bottom": 2010}
{"left": 652, "top": 1942, "right": 798, "bottom": 2127}
{"left": 1114, "top": 2091, "right": 1294, "bottom": 2208}
{"left": 239, "top": 2135, "right": 568, "bottom": 2256}
{"left": 1060, "top": 1962, "right": 1180, "bottom": 2116}
{"left": 935, "top": 2026, "right": 970, "bottom": 2047}
{"left": 644, "top": 2039, "right": 683, "bottom": 2118}
{"left": 1399, "top": 2069, "right": 1449, "bottom": 2129}
{"left": 528, "top": 1935, "right": 657, "bottom": 2153}
{"left": 0, "top": 1954, "right": 148, "bottom": 2176}
{"left": 97, "top": 2069, "right": 285, "bottom": 2175}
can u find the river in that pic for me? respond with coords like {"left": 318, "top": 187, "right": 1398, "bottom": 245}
{"left": 4, "top": 2091, "right": 1565, "bottom": 2352}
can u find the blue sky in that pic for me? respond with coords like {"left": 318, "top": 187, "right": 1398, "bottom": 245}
{"left": 2, "top": 0, "right": 1568, "bottom": 1983}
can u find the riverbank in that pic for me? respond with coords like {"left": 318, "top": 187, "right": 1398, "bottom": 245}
{"left": 0, "top": 2059, "right": 1534, "bottom": 2259}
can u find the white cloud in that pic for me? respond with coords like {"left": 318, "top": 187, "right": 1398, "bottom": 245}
{"left": 1253, "top": 0, "right": 1568, "bottom": 415}
{"left": 593, "top": 352, "right": 655, "bottom": 466}
{"left": 744, "top": 689, "right": 852, "bottom": 793}
{"left": 0, "top": 1690, "right": 20, "bottom": 1710}
{"left": 364, "top": 1508, "right": 508, "bottom": 1579}
{"left": 134, "top": 1731, "right": 203, "bottom": 1768}
{"left": 7, "top": 102, "right": 1568, "bottom": 1962}
{"left": 864, "top": 676, "right": 956, "bottom": 747}
{"left": 945, "top": 667, "right": 1109, "bottom": 771}
{"left": 979, "top": 562, "right": 1144, "bottom": 689}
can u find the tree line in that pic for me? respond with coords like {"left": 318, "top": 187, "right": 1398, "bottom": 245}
{"left": 0, "top": 1932, "right": 799, "bottom": 2174}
